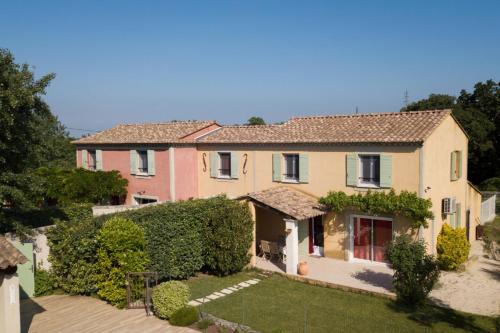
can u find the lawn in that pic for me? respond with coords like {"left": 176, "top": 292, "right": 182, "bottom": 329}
{"left": 185, "top": 271, "right": 498, "bottom": 333}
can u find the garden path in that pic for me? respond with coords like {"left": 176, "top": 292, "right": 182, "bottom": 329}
{"left": 187, "top": 278, "right": 261, "bottom": 307}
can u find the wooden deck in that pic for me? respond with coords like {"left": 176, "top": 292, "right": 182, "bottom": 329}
{"left": 21, "top": 295, "right": 198, "bottom": 333}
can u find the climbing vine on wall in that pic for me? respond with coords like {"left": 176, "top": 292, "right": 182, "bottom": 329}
{"left": 318, "top": 190, "right": 434, "bottom": 229}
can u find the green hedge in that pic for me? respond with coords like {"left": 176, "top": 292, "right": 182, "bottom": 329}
{"left": 47, "top": 206, "right": 102, "bottom": 295}
{"left": 152, "top": 281, "right": 190, "bottom": 319}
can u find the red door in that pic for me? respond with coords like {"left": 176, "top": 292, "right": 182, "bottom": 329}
{"left": 353, "top": 218, "right": 372, "bottom": 260}
{"left": 372, "top": 219, "right": 392, "bottom": 262}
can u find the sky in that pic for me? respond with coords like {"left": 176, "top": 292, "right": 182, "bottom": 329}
{"left": 1, "top": 1, "right": 499, "bottom": 137}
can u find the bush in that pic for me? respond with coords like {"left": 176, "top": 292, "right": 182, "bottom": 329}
{"left": 202, "top": 196, "right": 254, "bottom": 275}
{"left": 437, "top": 223, "right": 470, "bottom": 270}
{"left": 483, "top": 217, "right": 500, "bottom": 260}
{"left": 47, "top": 207, "right": 101, "bottom": 295}
{"left": 95, "top": 216, "right": 148, "bottom": 307}
{"left": 197, "top": 318, "right": 215, "bottom": 330}
{"left": 169, "top": 306, "right": 199, "bottom": 326}
{"left": 152, "top": 281, "right": 190, "bottom": 319}
{"left": 102, "top": 195, "right": 253, "bottom": 279}
{"left": 385, "top": 235, "right": 440, "bottom": 306}
{"left": 34, "top": 269, "right": 55, "bottom": 296}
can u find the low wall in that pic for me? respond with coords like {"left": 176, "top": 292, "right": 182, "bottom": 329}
{"left": 5, "top": 226, "right": 53, "bottom": 271}
{"left": 92, "top": 203, "right": 158, "bottom": 217}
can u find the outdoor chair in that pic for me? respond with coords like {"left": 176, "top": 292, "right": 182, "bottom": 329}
{"left": 268, "top": 241, "right": 282, "bottom": 262}
{"left": 259, "top": 240, "right": 272, "bottom": 260}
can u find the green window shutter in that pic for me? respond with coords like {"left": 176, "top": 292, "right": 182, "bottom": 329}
{"left": 147, "top": 150, "right": 156, "bottom": 175}
{"left": 379, "top": 154, "right": 393, "bottom": 188}
{"left": 456, "top": 203, "right": 461, "bottom": 228}
{"left": 230, "top": 152, "right": 239, "bottom": 179}
{"left": 81, "top": 149, "right": 88, "bottom": 169}
{"left": 299, "top": 154, "right": 309, "bottom": 183}
{"left": 130, "top": 150, "right": 137, "bottom": 175}
{"left": 96, "top": 150, "right": 103, "bottom": 170}
{"left": 346, "top": 154, "right": 358, "bottom": 186}
{"left": 209, "top": 152, "right": 218, "bottom": 178}
{"left": 272, "top": 153, "right": 282, "bottom": 182}
{"left": 449, "top": 213, "right": 455, "bottom": 228}
{"left": 457, "top": 151, "right": 462, "bottom": 179}
{"left": 450, "top": 151, "right": 458, "bottom": 181}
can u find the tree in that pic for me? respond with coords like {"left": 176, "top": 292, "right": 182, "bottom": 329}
{"left": 246, "top": 116, "right": 266, "bottom": 125}
{"left": 401, "top": 81, "right": 499, "bottom": 186}
{"left": 0, "top": 49, "right": 75, "bottom": 211}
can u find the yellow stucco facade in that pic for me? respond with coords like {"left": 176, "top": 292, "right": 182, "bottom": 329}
{"left": 197, "top": 114, "right": 479, "bottom": 261}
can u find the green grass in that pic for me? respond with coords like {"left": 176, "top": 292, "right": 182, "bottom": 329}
{"left": 185, "top": 272, "right": 498, "bottom": 333}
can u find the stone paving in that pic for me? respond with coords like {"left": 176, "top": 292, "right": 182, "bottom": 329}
{"left": 187, "top": 278, "right": 261, "bottom": 307}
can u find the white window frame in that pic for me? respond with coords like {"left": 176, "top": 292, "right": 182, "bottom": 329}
{"left": 357, "top": 154, "right": 381, "bottom": 188}
{"left": 348, "top": 214, "right": 393, "bottom": 266}
{"left": 217, "top": 152, "right": 232, "bottom": 179}
{"left": 283, "top": 153, "right": 300, "bottom": 183}
{"left": 88, "top": 150, "right": 97, "bottom": 171}
{"left": 137, "top": 150, "right": 149, "bottom": 175}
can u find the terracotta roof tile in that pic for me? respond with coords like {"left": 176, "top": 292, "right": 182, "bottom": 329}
{"left": 0, "top": 236, "right": 28, "bottom": 270}
{"left": 199, "top": 110, "right": 451, "bottom": 144}
{"left": 245, "top": 187, "right": 326, "bottom": 220}
{"left": 72, "top": 121, "right": 217, "bottom": 145}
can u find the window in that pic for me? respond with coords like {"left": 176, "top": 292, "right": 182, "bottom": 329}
{"left": 138, "top": 150, "right": 148, "bottom": 174}
{"left": 359, "top": 155, "right": 380, "bottom": 186}
{"left": 88, "top": 150, "right": 97, "bottom": 170}
{"left": 218, "top": 152, "right": 231, "bottom": 178}
{"left": 450, "top": 150, "right": 462, "bottom": 181}
{"left": 134, "top": 196, "right": 158, "bottom": 205}
{"left": 284, "top": 154, "right": 299, "bottom": 182}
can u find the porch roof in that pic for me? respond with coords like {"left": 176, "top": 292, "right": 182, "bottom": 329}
{"left": 0, "top": 236, "right": 27, "bottom": 270}
{"left": 243, "top": 187, "right": 327, "bottom": 220}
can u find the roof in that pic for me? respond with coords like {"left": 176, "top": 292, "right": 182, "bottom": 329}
{"left": 198, "top": 110, "right": 451, "bottom": 144}
{"left": 72, "top": 121, "right": 218, "bottom": 145}
{"left": 243, "top": 187, "right": 326, "bottom": 220}
{"left": 0, "top": 237, "right": 28, "bottom": 270}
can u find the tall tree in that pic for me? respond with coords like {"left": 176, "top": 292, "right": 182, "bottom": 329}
{"left": 402, "top": 81, "right": 499, "bottom": 186}
{"left": 0, "top": 49, "right": 74, "bottom": 210}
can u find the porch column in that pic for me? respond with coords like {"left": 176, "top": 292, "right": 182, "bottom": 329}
{"left": 284, "top": 219, "right": 299, "bottom": 275}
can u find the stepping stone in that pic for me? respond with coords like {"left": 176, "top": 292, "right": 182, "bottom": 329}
{"left": 213, "top": 292, "right": 225, "bottom": 297}
{"left": 246, "top": 280, "right": 258, "bottom": 285}
{"left": 232, "top": 285, "right": 241, "bottom": 290}
{"left": 206, "top": 294, "right": 220, "bottom": 300}
{"left": 238, "top": 282, "right": 250, "bottom": 287}
{"left": 220, "top": 289, "right": 233, "bottom": 294}
{"left": 188, "top": 300, "right": 201, "bottom": 306}
{"left": 253, "top": 278, "right": 261, "bottom": 281}
{"left": 228, "top": 287, "right": 238, "bottom": 291}
{"left": 196, "top": 298, "right": 210, "bottom": 303}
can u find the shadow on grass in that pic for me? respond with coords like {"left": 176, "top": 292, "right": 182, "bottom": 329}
{"left": 352, "top": 269, "right": 394, "bottom": 292}
{"left": 387, "top": 301, "right": 497, "bottom": 333}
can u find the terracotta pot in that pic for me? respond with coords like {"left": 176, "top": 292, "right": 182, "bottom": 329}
{"left": 298, "top": 261, "right": 309, "bottom": 275}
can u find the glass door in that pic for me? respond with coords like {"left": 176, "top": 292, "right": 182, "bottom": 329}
{"left": 353, "top": 217, "right": 392, "bottom": 263}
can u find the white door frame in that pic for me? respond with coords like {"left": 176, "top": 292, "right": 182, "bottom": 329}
{"left": 348, "top": 214, "right": 393, "bottom": 265}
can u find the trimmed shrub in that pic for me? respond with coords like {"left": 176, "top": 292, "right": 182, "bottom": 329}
{"left": 202, "top": 196, "right": 254, "bottom": 275}
{"left": 385, "top": 235, "right": 440, "bottom": 306}
{"left": 152, "top": 281, "right": 190, "bottom": 319}
{"left": 437, "top": 223, "right": 470, "bottom": 270}
{"left": 95, "top": 216, "right": 148, "bottom": 308}
{"left": 47, "top": 208, "right": 102, "bottom": 295}
{"left": 34, "top": 269, "right": 55, "bottom": 296}
{"left": 169, "top": 306, "right": 199, "bottom": 326}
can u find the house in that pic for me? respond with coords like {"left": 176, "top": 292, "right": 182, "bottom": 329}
{"left": 196, "top": 110, "right": 481, "bottom": 272}
{"left": 73, "top": 110, "right": 481, "bottom": 274}
{"left": 0, "top": 236, "right": 28, "bottom": 333}
{"left": 73, "top": 120, "right": 221, "bottom": 205}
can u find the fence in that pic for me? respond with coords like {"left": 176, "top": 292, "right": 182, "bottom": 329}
{"left": 481, "top": 194, "right": 497, "bottom": 223}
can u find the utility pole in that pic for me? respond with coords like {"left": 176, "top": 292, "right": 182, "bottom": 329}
{"left": 404, "top": 90, "right": 410, "bottom": 107}
{"left": 355, "top": 106, "right": 359, "bottom": 114}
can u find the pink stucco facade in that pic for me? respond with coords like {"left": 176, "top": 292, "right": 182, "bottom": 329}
{"left": 174, "top": 147, "right": 198, "bottom": 201}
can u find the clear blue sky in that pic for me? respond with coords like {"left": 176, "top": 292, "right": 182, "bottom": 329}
{"left": 2, "top": 1, "right": 499, "bottom": 136}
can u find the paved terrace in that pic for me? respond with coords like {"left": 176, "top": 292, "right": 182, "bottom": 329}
{"left": 255, "top": 255, "right": 395, "bottom": 296}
